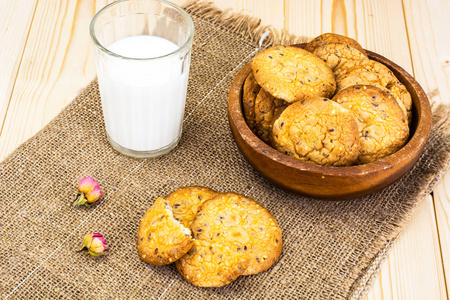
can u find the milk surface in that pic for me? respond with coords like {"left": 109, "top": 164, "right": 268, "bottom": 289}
{"left": 108, "top": 35, "right": 178, "bottom": 58}
{"left": 97, "top": 35, "right": 188, "bottom": 152}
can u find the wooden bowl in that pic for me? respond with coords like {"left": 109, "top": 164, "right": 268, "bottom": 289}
{"left": 228, "top": 44, "right": 432, "bottom": 200}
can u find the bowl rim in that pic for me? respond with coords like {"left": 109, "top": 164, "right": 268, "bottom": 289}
{"left": 228, "top": 44, "right": 432, "bottom": 177}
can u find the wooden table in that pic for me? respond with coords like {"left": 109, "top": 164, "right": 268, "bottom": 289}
{"left": 0, "top": 0, "right": 448, "bottom": 298}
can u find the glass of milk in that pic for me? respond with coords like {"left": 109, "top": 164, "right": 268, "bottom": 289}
{"left": 89, "top": 0, "right": 194, "bottom": 158}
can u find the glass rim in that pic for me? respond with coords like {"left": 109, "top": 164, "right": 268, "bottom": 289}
{"left": 89, "top": 0, "right": 194, "bottom": 61}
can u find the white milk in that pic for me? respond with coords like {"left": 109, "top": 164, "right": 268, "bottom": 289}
{"left": 96, "top": 35, "right": 189, "bottom": 152}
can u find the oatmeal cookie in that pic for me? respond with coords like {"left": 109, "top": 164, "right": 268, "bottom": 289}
{"left": 334, "top": 59, "right": 397, "bottom": 91}
{"left": 164, "top": 186, "right": 219, "bottom": 228}
{"left": 311, "top": 43, "right": 368, "bottom": 71}
{"left": 192, "top": 192, "right": 283, "bottom": 275}
{"left": 332, "top": 85, "right": 409, "bottom": 164}
{"left": 304, "top": 33, "right": 367, "bottom": 56}
{"left": 334, "top": 59, "right": 411, "bottom": 120}
{"left": 175, "top": 239, "right": 250, "bottom": 287}
{"left": 389, "top": 80, "right": 412, "bottom": 122}
{"left": 242, "top": 72, "right": 261, "bottom": 133}
{"left": 254, "top": 88, "right": 287, "bottom": 143}
{"left": 252, "top": 45, "right": 336, "bottom": 103}
{"left": 268, "top": 105, "right": 288, "bottom": 147}
{"left": 272, "top": 96, "right": 360, "bottom": 166}
{"left": 137, "top": 197, "right": 193, "bottom": 265}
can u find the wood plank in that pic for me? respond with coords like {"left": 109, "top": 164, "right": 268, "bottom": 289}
{"left": 402, "top": 0, "right": 450, "bottom": 297}
{"left": 0, "top": 0, "right": 113, "bottom": 160}
{"left": 286, "top": 0, "right": 413, "bottom": 73}
{"left": 0, "top": 0, "right": 37, "bottom": 136}
{"left": 434, "top": 172, "right": 450, "bottom": 299}
{"left": 402, "top": 0, "right": 450, "bottom": 105}
{"left": 214, "top": 0, "right": 285, "bottom": 29}
{"left": 366, "top": 195, "right": 447, "bottom": 299}
{"left": 284, "top": 0, "right": 322, "bottom": 38}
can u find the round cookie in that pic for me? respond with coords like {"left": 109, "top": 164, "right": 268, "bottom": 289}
{"left": 254, "top": 88, "right": 287, "bottom": 143}
{"left": 192, "top": 192, "right": 283, "bottom": 275}
{"left": 175, "top": 239, "right": 250, "bottom": 287}
{"left": 334, "top": 59, "right": 411, "bottom": 120}
{"left": 242, "top": 72, "right": 261, "bottom": 133}
{"left": 137, "top": 197, "right": 193, "bottom": 265}
{"left": 304, "top": 33, "right": 367, "bottom": 56}
{"left": 332, "top": 85, "right": 409, "bottom": 164}
{"left": 268, "top": 105, "right": 288, "bottom": 147}
{"left": 389, "top": 80, "right": 412, "bottom": 122}
{"left": 334, "top": 59, "right": 398, "bottom": 91}
{"left": 311, "top": 43, "right": 368, "bottom": 71}
{"left": 272, "top": 96, "right": 360, "bottom": 166}
{"left": 252, "top": 45, "right": 336, "bottom": 103}
{"left": 164, "top": 186, "right": 219, "bottom": 229}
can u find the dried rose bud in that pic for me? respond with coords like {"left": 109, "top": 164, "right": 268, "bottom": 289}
{"left": 79, "top": 233, "right": 109, "bottom": 257}
{"left": 73, "top": 177, "right": 102, "bottom": 207}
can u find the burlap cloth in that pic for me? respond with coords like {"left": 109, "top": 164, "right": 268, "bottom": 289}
{"left": 1, "top": 2, "right": 449, "bottom": 299}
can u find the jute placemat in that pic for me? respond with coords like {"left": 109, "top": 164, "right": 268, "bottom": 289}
{"left": 1, "top": 2, "right": 449, "bottom": 299}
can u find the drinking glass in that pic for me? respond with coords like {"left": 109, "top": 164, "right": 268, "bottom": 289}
{"left": 90, "top": 0, "right": 194, "bottom": 158}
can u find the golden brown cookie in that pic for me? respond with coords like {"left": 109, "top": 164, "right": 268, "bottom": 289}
{"left": 192, "top": 192, "right": 282, "bottom": 275}
{"left": 268, "top": 105, "right": 288, "bottom": 147}
{"left": 334, "top": 59, "right": 411, "bottom": 120}
{"left": 164, "top": 186, "right": 219, "bottom": 229}
{"left": 175, "top": 239, "right": 250, "bottom": 287}
{"left": 272, "top": 96, "right": 360, "bottom": 166}
{"left": 242, "top": 72, "right": 261, "bottom": 133}
{"left": 252, "top": 45, "right": 336, "bottom": 103}
{"left": 137, "top": 197, "right": 193, "bottom": 265}
{"left": 304, "top": 33, "right": 367, "bottom": 56}
{"left": 254, "top": 88, "right": 287, "bottom": 143}
{"left": 311, "top": 43, "right": 368, "bottom": 71}
{"left": 334, "top": 59, "right": 397, "bottom": 92}
{"left": 332, "top": 85, "right": 409, "bottom": 164}
{"left": 389, "top": 80, "right": 412, "bottom": 122}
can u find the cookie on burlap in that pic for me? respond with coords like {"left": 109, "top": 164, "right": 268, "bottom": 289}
{"left": 334, "top": 59, "right": 411, "bottom": 120}
{"left": 332, "top": 85, "right": 409, "bottom": 164}
{"left": 175, "top": 239, "right": 250, "bottom": 287}
{"left": 311, "top": 43, "right": 368, "bottom": 71}
{"left": 137, "top": 198, "right": 193, "bottom": 265}
{"left": 254, "top": 88, "right": 287, "bottom": 143}
{"left": 192, "top": 192, "right": 282, "bottom": 275}
{"left": 304, "top": 33, "right": 367, "bottom": 56}
{"left": 272, "top": 96, "right": 360, "bottom": 166}
{"left": 164, "top": 186, "right": 219, "bottom": 228}
{"left": 252, "top": 45, "right": 336, "bottom": 103}
{"left": 242, "top": 72, "right": 261, "bottom": 133}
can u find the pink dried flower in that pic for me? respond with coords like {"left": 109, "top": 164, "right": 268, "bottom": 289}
{"left": 73, "top": 177, "right": 102, "bottom": 207}
{"left": 79, "top": 233, "right": 109, "bottom": 257}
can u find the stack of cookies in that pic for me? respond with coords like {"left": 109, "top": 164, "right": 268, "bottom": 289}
{"left": 137, "top": 186, "right": 282, "bottom": 287}
{"left": 245, "top": 33, "right": 411, "bottom": 166}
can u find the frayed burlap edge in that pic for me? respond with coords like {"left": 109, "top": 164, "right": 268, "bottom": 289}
{"left": 183, "top": 0, "right": 308, "bottom": 46}
{"left": 349, "top": 104, "right": 450, "bottom": 299}
{"left": 184, "top": 2, "right": 450, "bottom": 299}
